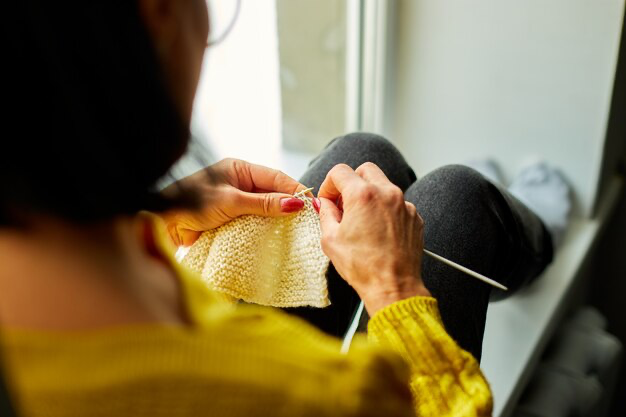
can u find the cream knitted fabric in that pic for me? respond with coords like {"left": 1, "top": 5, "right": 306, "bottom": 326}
{"left": 181, "top": 196, "right": 330, "bottom": 308}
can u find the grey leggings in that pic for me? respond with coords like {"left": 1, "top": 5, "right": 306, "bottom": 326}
{"left": 286, "top": 133, "right": 553, "bottom": 361}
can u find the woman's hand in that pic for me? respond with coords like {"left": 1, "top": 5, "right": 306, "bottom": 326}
{"left": 318, "top": 162, "right": 431, "bottom": 315}
{"left": 162, "top": 158, "right": 311, "bottom": 246}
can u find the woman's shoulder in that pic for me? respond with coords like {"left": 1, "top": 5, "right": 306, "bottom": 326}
{"left": 1, "top": 214, "right": 415, "bottom": 416}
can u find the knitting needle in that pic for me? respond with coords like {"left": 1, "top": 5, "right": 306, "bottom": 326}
{"left": 341, "top": 301, "right": 364, "bottom": 354}
{"left": 294, "top": 187, "right": 315, "bottom": 198}
{"left": 342, "top": 249, "right": 507, "bottom": 352}
{"left": 301, "top": 189, "right": 507, "bottom": 288}
{"left": 423, "top": 249, "right": 508, "bottom": 291}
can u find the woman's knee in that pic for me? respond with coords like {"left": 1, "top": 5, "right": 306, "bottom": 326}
{"left": 325, "top": 132, "right": 398, "bottom": 157}
{"left": 404, "top": 164, "right": 505, "bottom": 242}
{"left": 412, "top": 165, "right": 492, "bottom": 204}
{"left": 320, "top": 132, "right": 416, "bottom": 190}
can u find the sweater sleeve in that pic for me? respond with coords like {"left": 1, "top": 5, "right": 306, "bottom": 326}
{"left": 363, "top": 296, "right": 493, "bottom": 417}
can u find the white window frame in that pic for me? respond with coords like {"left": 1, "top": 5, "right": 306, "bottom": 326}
{"left": 346, "top": 0, "right": 395, "bottom": 134}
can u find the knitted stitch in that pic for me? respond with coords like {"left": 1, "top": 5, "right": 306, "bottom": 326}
{"left": 182, "top": 196, "right": 330, "bottom": 307}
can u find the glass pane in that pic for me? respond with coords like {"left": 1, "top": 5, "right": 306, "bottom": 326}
{"left": 276, "top": 0, "right": 347, "bottom": 155}
{"left": 190, "top": 0, "right": 349, "bottom": 176}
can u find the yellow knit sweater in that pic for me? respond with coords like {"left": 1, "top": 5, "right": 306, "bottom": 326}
{"left": 1, "top": 220, "right": 493, "bottom": 417}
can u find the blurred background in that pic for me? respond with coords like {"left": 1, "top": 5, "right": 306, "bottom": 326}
{"left": 186, "top": 1, "right": 626, "bottom": 416}
{"left": 192, "top": 0, "right": 624, "bottom": 217}
{"left": 1, "top": 2, "right": 624, "bottom": 417}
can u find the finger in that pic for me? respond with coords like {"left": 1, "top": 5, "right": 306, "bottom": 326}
{"left": 165, "top": 222, "right": 202, "bottom": 247}
{"left": 179, "top": 229, "right": 202, "bottom": 247}
{"left": 166, "top": 222, "right": 182, "bottom": 247}
{"left": 318, "top": 164, "right": 366, "bottom": 201}
{"left": 245, "top": 162, "right": 307, "bottom": 195}
{"left": 318, "top": 198, "right": 341, "bottom": 250}
{"left": 404, "top": 201, "right": 417, "bottom": 216}
{"left": 355, "top": 162, "right": 392, "bottom": 185}
{"left": 405, "top": 201, "right": 424, "bottom": 235}
{"left": 233, "top": 190, "right": 304, "bottom": 218}
{"left": 311, "top": 197, "right": 321, "bottom": 213}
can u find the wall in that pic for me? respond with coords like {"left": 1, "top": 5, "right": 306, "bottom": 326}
{"left": 387, "top": 0, "right": 625, "bottom": 217}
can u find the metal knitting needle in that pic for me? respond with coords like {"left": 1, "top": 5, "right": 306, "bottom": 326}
{"left": 294, "top": 187, "right": 315, "bottom": 198}
{"left": 342, "top": 249, "right": 507, "bottom": 352}
{"left": 341, "top": 301, "right": 364, "bottom": 353}
{"left": 298, "top": 187, "right": 505, "bottom": 291}
{"left": 305, "top": 186, "right": 508, "bottom": 348}
{"left": 300, "top": 188, "right": 506, "bottom": 289}
{"left": 423, "top": 249, "right": 508, "bottom": 291}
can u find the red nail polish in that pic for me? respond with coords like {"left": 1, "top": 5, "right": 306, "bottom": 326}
{"left": 311, "top": 197, "right": 321, "bottom": 213}
{"left": 281, "top": 197, "right": 304, "bottom": 213}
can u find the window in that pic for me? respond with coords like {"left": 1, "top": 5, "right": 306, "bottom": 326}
{"left": 188, "top": 0, "right": 356, "bottom": 179}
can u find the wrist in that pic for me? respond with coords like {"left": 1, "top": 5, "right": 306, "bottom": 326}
{"left": 360, "top": 279, "right": 431, "bottom": 315}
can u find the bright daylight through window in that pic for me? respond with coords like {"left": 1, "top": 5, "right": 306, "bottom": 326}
{"left": 190, "top": 0, "right": 350, "bottom": 178}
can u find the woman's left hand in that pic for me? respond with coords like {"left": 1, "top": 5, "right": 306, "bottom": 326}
{"left": 162, "top": 158, "right": 311, "bottom": 246}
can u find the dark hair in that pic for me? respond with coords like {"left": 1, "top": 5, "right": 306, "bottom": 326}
{"left": 1, "top": 1, "right": 195, "bottom": 226}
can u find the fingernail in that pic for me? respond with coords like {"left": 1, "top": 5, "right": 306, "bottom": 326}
{"left": 311, "top": 197, "right": 321, "bottom": 213}
{"left": 280, "top": 197, "right": 304, "bottom": 213}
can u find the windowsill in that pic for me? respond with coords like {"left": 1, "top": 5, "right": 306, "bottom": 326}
{"left": 481, "top": 176, "right": 623, "bottom": 417}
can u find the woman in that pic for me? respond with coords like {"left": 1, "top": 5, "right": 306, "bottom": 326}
{"left": 0, "top": 1, "right": 555, "bottom": 416}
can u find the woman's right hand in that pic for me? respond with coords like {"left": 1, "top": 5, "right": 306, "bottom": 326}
{"left": 318, "top": 163, "right": 431, "bottom": 315}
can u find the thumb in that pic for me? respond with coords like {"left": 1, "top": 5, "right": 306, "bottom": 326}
{"left": 319, "top": 197, "right": 341, "bottom": 233}
{"left": 234, "top": 191, "right": 305, "bottom": 217}
{"left": 165, "top": 221, "right": 202, "bottom": 247}
{"left": 319, "top": 197, "right": 341, "bottom": 256}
